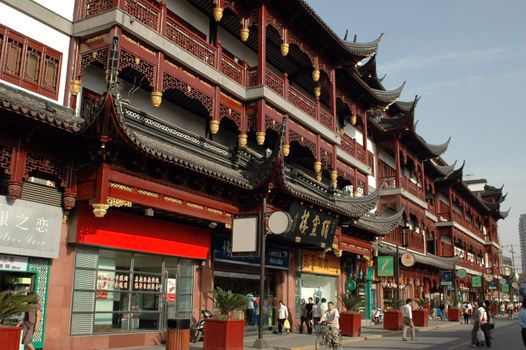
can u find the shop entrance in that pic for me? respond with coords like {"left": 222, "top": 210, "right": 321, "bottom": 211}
{"left": 0, "top": 271, "right": 35, "bottom": 294}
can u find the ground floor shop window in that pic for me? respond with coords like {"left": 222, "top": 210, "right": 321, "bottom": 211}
{"left": 71, "top": 247, "right": 195, "bottom": 335}
{"left": 298, "top": 273, "right": 337, "bottom": 304}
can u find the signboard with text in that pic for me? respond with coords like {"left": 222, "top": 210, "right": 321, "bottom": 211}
{"left": 0, "top": 196, "right": 62, "bottom": 258}
{"left": 285, "top": 202, "right": 337, "bottom": 247}
{"left": 301, "top": 250, "right": 340, "bottom": 276}
{"left": 471, "top": 275, "right": 482, "bottom": 288}
{"left": 213, "top": 234, "right": 289, "bottom": 269}
{"left": 440, "top": 271, "right": 454, "bottom": 286}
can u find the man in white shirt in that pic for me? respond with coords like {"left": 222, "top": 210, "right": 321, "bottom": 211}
{"left": 401, "top": 298, "right": 416, "bottom": 341}
{"left": 320, "top": 301, "right": 340, "bottom": 337}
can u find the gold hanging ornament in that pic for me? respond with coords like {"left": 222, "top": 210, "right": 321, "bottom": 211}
{"left": 150, "top": 91, "right": 162, "bottom": 108}
{"left": 280, "top": 43, "right": 289, "bottom": 56}
{"left": 70, "top": 79, "right": 81, "bottom": 96}
{"left": 240, "top": 27, "right": 250, "bottom": 42}
{"left": 213, "top": 7, "right": 223, "bottom": 22}
{"left": 312, "top": 69, "right": 320, "bottom": 82}
{"left": 210, "top": 120, "right": 220, "bottom": 134}
{"left": 314, "top": 161, "right": 322, "bottom": 173}
{"left": 238, "top": 133, "right": 247, "bottom": 148}
{"left": 282, "top": 144, "right": 290, "bottom": 157}
{"left": 351, "top": 113, "right": 357, "bottom": 126}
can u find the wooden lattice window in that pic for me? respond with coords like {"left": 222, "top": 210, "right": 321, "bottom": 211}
{"left": 0, "top": 25, "right": 62, "bottom": 99}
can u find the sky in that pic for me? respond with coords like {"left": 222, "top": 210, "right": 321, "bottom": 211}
{"left": 305, "top": 0, "right": 526, "bottom": 271}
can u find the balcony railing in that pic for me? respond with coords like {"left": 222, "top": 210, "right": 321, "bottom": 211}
{"left": 340, "top": 135, "right": 367, "bottom": 164}
{"left": 79, "top": 0, "right": 339, "bottom": 136}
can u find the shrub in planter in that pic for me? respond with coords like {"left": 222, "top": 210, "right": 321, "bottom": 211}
{"left": 447, "top": 299, "right": 461, "bottom": 321}
{"left": 0, "top": 291, "right": 37, "bottom": 350}
{"left": 337, "top": 293, "right": 363, "bottom": 337}
{"left": 204, "top": 288, "right": 246, "bottom": 350}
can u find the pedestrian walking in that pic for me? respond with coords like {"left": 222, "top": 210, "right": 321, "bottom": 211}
{"left": 312, "top": 297, "right": 321, "bottom": 334}
{"left": 463, "top": 304, "right": 471, "bottom": 324}
{"left": 401, "top": 298, "right": 416, "bottom": 341}
{"left": 17, "top": 292, "right": 41, "bottom": 350}
{"left": 246, "top": 292, "right": 255, "bottom": 325}
{"left": 518, "top": 300, "right": 526, "bottom": 347}
{"left": 277, "top": 300, "right": 289, "bottom": 334}
{"left": 305, "top": 297, "right": 314, "bottom": 334}
{"left": 438, "top": 302, "right": 445, "bottom": 320}
{"left": 299, "top": 298, "right": 307, "bottom": 333}
{"left": 471, "top": 301, "right": 488, "bottom": 347}
{"left": 481, "top": 300, "right": 492, "bottom": 348}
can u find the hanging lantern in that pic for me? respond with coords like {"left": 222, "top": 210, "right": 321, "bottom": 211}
{"left": 330, "top": 170, "right": 338, "bottom": 188}
{"left": 256, "top": 131, "right": 265, "bottom": 145}
{"left": 351, "top": 114, "right": 357, "bottom": 126}
{"left": 240, "top": 27, "right": 250, "bottom": 42}
{"left": 210, "top": 120, "right": 220, "bottom": 134}
{"left": 150, "top": 91, "right": 163, "bottom": 108}
{"left": 213, "top": 6, "right": 223, "bottom": 22}
{"left": 280, "top": 43, "right": 289, "bottom": 56}
{"left": 238, "top": 133, "right": 247, "bottom": 148}
{"left": 312, "top": 69, "right": 320, "bottom": 82}
{"left": 70, "top": 79, "right": 81, "bottom": 96}
{"left": 313, "top": 161, "right": 322, "bottom": 173}
{"left": 314, "top": 86, "right": 321, "bottom": 98}
{"left": 282, "top": 144, "right": 290, "bottom": 157}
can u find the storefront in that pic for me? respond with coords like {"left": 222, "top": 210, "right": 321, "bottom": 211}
{"left": 0, "top": 194, "right": 63, "bottom": 349}
{"left": 68, "top": 203, "right": 210, "bottom": 336}
{"left": 297, "top": 250, "right": 340, "bottom": 305}
{"left": 212, "top": 233, "right": 289, "bottom": 327}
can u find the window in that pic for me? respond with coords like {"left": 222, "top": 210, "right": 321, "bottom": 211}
{"left": 0, "top": 25, "right": 62, "bottom": 99}
{"left": 71, "top": 247, "right": 195, "bottom": 335}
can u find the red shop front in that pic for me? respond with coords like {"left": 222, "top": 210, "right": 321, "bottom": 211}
{"left": 63, "top": 202, "right": 211, "bottom": 350}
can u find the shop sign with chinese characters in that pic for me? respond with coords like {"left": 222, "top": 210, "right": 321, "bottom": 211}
{"left": 0, "top": 196, "right": 62, "bottom": 258}
{"left": 286, "top": 202, "right": 337, "bottom": 247}
{"left": 301, "top": 250, "right": 340, "bottom": 276}
{"left": 0, "top": 253, "right": 28, "bottom": 271}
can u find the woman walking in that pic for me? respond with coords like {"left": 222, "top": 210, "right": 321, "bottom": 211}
{"left": 277, "top": 300, "right": 289, "bottom": 334}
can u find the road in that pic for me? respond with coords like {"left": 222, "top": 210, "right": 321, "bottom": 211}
{"left": 341, "top": 319, "right": 524, "bottom": 350}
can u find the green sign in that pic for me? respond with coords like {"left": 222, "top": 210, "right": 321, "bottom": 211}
{"left": 472, "top": 276, "right": 482, "bottom": 288}
{"left": 377, "top": 256, "right": 394, "bottom": 277}
{"left": 502, "top": 283, "right": 510, "bottom": 293}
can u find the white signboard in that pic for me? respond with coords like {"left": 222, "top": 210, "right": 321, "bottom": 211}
{"left": 0, "top": 253, "right": 28, "bottom": 271}
{"left": 231, "top": 216, "right": 258, "bottom": 253}
{"left": 0, "top": 196, "right": 62, "bottom": 258}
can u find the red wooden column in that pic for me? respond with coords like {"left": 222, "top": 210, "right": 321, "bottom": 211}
{"left": 255, "top": 2, "right": 267, "bottom": 145}
{"left": 91, "top": 163, "right": 111, "bottom": 218}
{"left": 7, "top": 141, "right": 26, "bottom": 199}
{"left": 329, "top": 68, "right": 337, "bottom": 133}
{"left": 362, "top": 109, "right": 369, "bottom": 167}
{"left": 395, "top": 138, "right": 401, "bottom": 188}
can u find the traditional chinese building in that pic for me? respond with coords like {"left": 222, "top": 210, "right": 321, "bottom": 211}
{"left": 0, "top": 0, "right": 508, "bottom": 349}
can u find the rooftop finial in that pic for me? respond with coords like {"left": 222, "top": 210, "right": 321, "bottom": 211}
{"left": 343, "top": 29, "right": 349, "bottom": 41}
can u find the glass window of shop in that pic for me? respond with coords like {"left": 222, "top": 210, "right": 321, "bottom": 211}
{"left": 298, "top": 273, "right": 338, "bottom": 305}
{"left": 71, "top": 247, "right": 195, "bottom": 335}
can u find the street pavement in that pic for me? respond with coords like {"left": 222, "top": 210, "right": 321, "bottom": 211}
{"left": 109, "top": 318, "right": 483, "bottom": 350}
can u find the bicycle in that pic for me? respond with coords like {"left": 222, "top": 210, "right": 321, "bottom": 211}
{"left": 315, "top": 322, "right": 342, "bottom": 350}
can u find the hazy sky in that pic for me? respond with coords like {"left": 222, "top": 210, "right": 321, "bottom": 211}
{"left": 305, "top": 0, "right": 526, "bottom": 270}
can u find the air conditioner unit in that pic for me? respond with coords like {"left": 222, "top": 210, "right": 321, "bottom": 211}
{"left": 28, "top": 176, "right": 56, "bottom": 188}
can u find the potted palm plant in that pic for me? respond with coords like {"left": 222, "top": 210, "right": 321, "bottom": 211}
{"left": 413, "top": 298, "right": 429, "bottom": 326}
{"left": 383, "top": 297, "right": 403, "bottom": 330}
{"left": 203, "top": 287, "right": 246, "bottom": 350}
{"left": 338, "top": 292, "right": 364, "bottom": 337}
{"left": 0, "top": 291, "right": 37, "bottom": 350}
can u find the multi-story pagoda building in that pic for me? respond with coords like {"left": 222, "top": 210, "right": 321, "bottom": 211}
{"left": 0, "top": 0, "right": 507, "bottom": 349}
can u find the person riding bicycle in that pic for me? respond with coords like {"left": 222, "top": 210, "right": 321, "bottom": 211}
{"left": 319, "top": 301, "right": 340, "bottom": 337}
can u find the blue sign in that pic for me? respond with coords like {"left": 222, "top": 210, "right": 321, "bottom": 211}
{"left": 213, "top": 235, "right": 289, "bottom": 269}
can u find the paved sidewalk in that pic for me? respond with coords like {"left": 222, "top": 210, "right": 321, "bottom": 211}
{"left": 109, "top": 319, "right": 460, "bottom": 350}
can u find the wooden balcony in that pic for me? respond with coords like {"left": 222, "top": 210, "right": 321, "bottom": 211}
{"left": 340, "top": 134, "right": 367, "bottom": 164}
{"left": 79, "top": 0, "right": 337, "bottom": 131}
